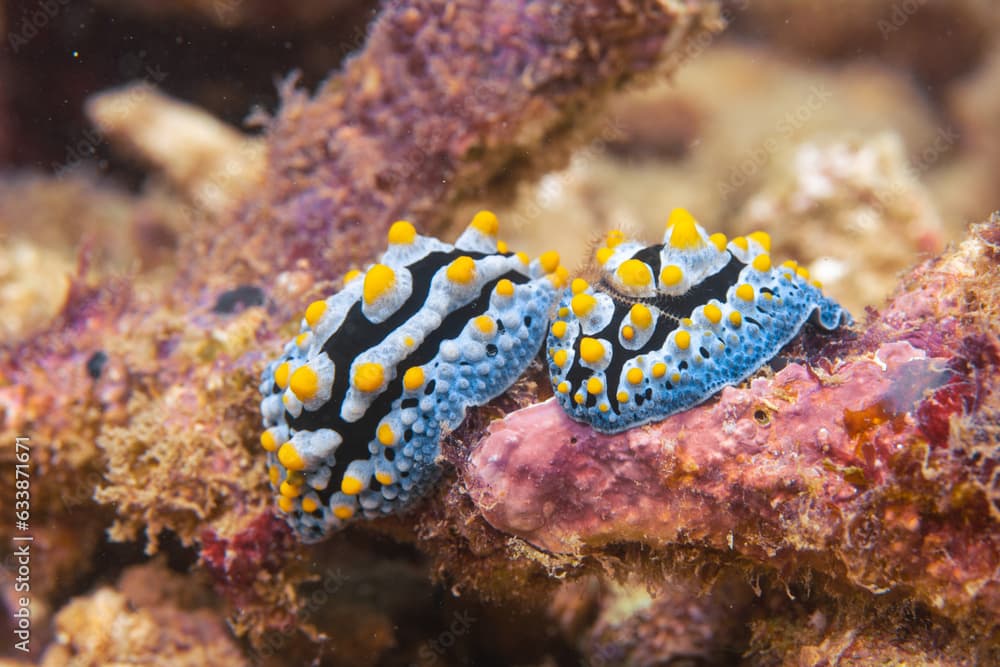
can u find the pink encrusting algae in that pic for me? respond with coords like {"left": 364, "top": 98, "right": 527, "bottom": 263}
{"left": 466, "top": 215, "right": 1000, "bottom": 626}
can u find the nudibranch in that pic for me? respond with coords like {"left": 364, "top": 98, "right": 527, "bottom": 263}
{"left": 547, "top": 208, "right": 852, "bottom": 434}
{"left": 259, "top": 212, "right": 565, "bottom": 542}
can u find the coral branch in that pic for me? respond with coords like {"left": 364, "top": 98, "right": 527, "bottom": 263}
{"left": 208, "top": 0, "right": 723, "bottom": 290}
{"left": 0, "top": 0, "right": 722, "bottom": 642}
{"left": 466, "top": 215, "right": 1000, "bottom": 624}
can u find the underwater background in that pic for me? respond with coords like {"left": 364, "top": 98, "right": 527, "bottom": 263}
{"left": 1, "top": 0, "right": 999, "bottom": 665}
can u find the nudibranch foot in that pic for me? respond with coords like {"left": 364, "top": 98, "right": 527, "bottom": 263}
{"left": 547, "top": 208, "right": 852, "bottom": 434}
{"left": 260, "top": 213, "right": 565, "bottom": 542}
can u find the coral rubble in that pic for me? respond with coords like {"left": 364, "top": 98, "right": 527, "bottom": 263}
{"left": 466, "top": 214, "right": 1000, "bottom": 628}
{"left": 0, "top": 0, "right": 723, "bottom": 652}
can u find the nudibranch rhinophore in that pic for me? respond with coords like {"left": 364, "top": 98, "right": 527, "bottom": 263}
{"left": 546, "top": 208, "right": 852, "bottom": 434}
{"left": 259, "top": 212, "right": 566, "bottom": 542}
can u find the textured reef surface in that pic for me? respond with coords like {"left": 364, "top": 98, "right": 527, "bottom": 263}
{"left": 466, "top": 215, "right": 1000, "bottom": 627}
{"left": 2, "top": 0, "right": 999, "bottom": 664}
{"left": 260, "top": 215, "right": 564, "bottom": 540}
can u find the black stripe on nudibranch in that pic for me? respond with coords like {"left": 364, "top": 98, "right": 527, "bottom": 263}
{"left": 547, "top": 208, "right": 852, "bottom": 433}
{"left": 258, "top": 213, "right": 566, "bottom": 542}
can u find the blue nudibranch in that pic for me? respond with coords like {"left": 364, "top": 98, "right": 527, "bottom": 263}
{"left": 259, "top": 212, "right": 565, "bottom": 542}
{"left": 546, "top": 208, "right": 852, "bottom": 433}
{"left": 260, "top": 208, "right": 852, "bottom": 541}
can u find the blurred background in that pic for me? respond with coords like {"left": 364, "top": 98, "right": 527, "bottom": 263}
{"left": 1, "top": 2, "right": 999, "bottom": 665}
{"left": 2, "top": 0, "right": 998, "bottom": 331}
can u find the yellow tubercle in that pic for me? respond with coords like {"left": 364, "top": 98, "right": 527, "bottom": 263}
{"left": 516, "top": 251, "right": 530, "bottom": 265}
{"left": 796, "top": 266, "right": 810, "bottom": 279}
{"left": 660, "top": 264, "right": 683, "bottom": 287}
{"left": 289, "top": 365, "right": 319, "bottom": 401}
{"left": 375, "top": 471, "right": 393, "bottom": 485}
{"left": 403, "top": 366, "right": 425, "bottom": 391}
{"left": 671, "top": 372, "right": 681, "bottom": 384}
{"left": 747, "top": 230, "right": 771, "bottom": 252}
{"left": 496, "top": 278, "right": 515, "bottom": 297}
{"left": 731, "top": 236, "right": 748, "bottom": 251}
{"left": 404, "top": 335, "right": 415, "bottom": 347}
{"left": 586, "top": 377, "right": 603, "bottom": 395}
{"left": 274, "top": 361, "right": 291, "bottom": 389}
{"left": 260, "top": 430, "right": 278, "bottom": 452}
{"left": 304, "top": 300, "right": 327, "bottom": 327}
{"left": 675, "top": 330, "right": 691, "bottom": 350}
{"left": 782, "top": 259, "right": 798, "bottom": 269}
{"left": 353, "top": 362, "right": 385, "bottom": 392}
{"left": 571, "top": 293, "right": 597, "bottom": 317}
{"left": 557, "top": 381, "right": 570, "bottom": 394}
{"left": 627, "top": 368, "right": 644, "bottom": 385}
{"left": 268, "top": 465, "right": 281, "bottom": 486}
{"left": 558, "top": 306, "right": 569, "bottom": 318}
{"left": 539, "top": 250, "right": 560, "bottom": 274}
{"left": 574, "top": 392, "right": 585, "bottom": 405}
{"left": 295, "top": 333, "right": 310, "bottom": 349}
{"left": 729, "top": 311, "right": 742, "bottom": 327}
{"left": 630, "top": 303, "right": 653, "bottom": 329}
{"left": 617, "top": 259, "right": 652, "bottom": 288}
{"left": 446, "top": 256, "right": 477, "bottom": 284}
{"left": 621, "top": 325, "right": 635, "bottom": 341}
{"left": 595, "top": 247, "right": 614, "bottom": 265}
{"left": 551, "top": 321, "right": 568, "bottom": 338}
{"left": 551, "top": 265, "right": 570, "bottom": 288}
{"left": 277, "top": 443, "right": 305, "bottom": 471}
{"left": 616, "top": 390, "right": 629, "bottom": 403}
{"left": 471, "top": 210, "right": 499, "bottom": 236}
{"left": 652, "top": 362, "right": 667, "bottom": 378}
{"left": 667, "top": 208, "right": 703, "bottom": 249}
{"left": 709, "top": 232, "right": 727, "bottom": 252}
{"left": 363, "top": 264, "right": 397, "bottom": 304}
{"left": 277, "top": 495, "right": 295, "bottom": 513}
{"left": 301, "top": 497, "right": 318, "bottom": 513}
{"left": 496, "top": 240, "right": 509, "bottom": 253}
{"left": 681, "top": 317, "right": 693, "bottom": 326}
{"left": 752, "top": 254, "right": 771, "bottom": 272}
{"left": 341, "top": 475, "right": 365, "bottom": 495}
{"left": 571, "top": 278, "right": 589, "bottom": 295}
{"left": 333, "top": 504, "right": 355, "bottom": 520}
{"left": 343, "top": 269, "right": 362, "bottom": 286}
{"left": 579, "top": 337, "right": 606, "bottom": 364}
{"left": 811, "top": 279, "right": 823, "bottom": 289}
{"left": 377, "top": 423, "right": 396, "bottom": 446}
{"left": 735, "top": 284, "right": 755, "bottom": 301}
{"left": 606, "top": 229, "right": 625, "bottom": 248}
{"left": 474, "top": 314, "right": 496, "bottom": 335}
{"left": 387, "top": 220, "right": 417, "bottom": 245}
{"left": 599, "top": 403, "right": 610, "bottom": 413}
{"left": 552, "top": 349, "right": 568, "bottom": 367}
{"left": 279, "top": 481, "right": 301, "bottom": 498}
{"left": 703, "top": 304, "right": 722, "bottom": 324}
